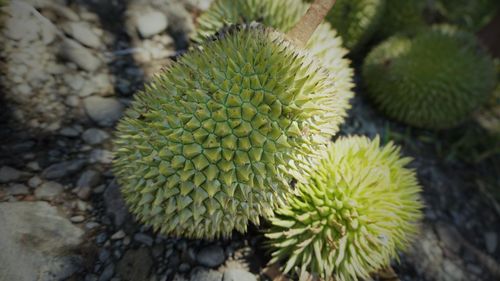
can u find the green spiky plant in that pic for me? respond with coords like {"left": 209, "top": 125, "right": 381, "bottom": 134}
{"left": 194, "top": 0, "right": 354, "bottom": 114}
{"left": 325, "top": 0, "right": 385, "bottom": 51}
{"left": 113, "top": 8, "right": 351, "bottom": 239}
{"left": 267, "top": 136, "right": 423, "bottom": 281}
{"left": 433, "top": 0, "right": 500, "bottom": 31}
{"left": 362, "top": 25, "right": 497, "bottom": 129}
{"left": 376, "top": 0, "right": 427, "bottom": 39}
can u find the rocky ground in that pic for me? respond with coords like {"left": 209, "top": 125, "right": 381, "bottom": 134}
{"left": 0, "top": 1, "right": 499, "bottom": 281}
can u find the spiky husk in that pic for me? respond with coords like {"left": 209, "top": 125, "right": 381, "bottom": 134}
{"left": 266, "top": 136, "right": 423, "bottom": 281}
{"left": 194, "top": 0, "right": 354, "bottom": 114}
{"left": 113, "top": 26, "right": 348, "bottom": 239}
{"left": 376, "top": 0, "right": 426, "bottom": 39}
{"left": 434, "top": 0, "right": 500, "bottom": 31}
{"left": 325, "top": 0, "right": 385, "bottom": 51}
{"left": 362, "top": 25, "right": 497, "bottom": 129}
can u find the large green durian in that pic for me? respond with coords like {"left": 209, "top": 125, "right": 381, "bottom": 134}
{"left": 113, "top": 26, "right": 349, "bottom": 239}
{"left": 194, "top": 0, "right": 354, "bottom": 114}
{"left": 325, "top": 0, "right": 385, "bottom": 51}
{"left": 376, "top": 0, "right": 427, "bottom": 39}
{"left": 267, "top": 136, "right": 423, "bottom": 281}
{"left": 362, "top": 25, "right": 497, "bottom": 129}
{"left": 434, "top": 0, "right": 500, "bottom": 31}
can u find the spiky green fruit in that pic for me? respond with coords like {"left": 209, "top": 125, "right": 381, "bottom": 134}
{"left": 325, "top": 0, "right": 385, "bottom": 51}
{"left": 113, "top": 26, "right": 349, "bottom": 239}
{"left": 362, "top": 25, "right": 497, "bottom": 129}
{"left": 267, "top": 136, "right": 423, "bottom": 281}
{"left": 376, "top": 0, "right": 426, "bottom": 38}
{"left": 194, "top": 0, "right": 354, "bottom": 114}
{"left": 434, "top": 0, "right": 500, "bottom": 31}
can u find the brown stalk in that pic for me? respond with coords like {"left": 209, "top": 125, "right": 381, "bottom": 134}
{"left": 286, "top": 0, "right": 337, "bottom": 47}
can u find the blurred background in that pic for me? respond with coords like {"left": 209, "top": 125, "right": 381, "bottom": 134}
{"left": 0, "top": 0, "right": 498, "bottom": 281}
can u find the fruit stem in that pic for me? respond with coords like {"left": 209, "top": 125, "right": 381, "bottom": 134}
{"left": 286, "top": 0, "right": 337, "bottom": 47}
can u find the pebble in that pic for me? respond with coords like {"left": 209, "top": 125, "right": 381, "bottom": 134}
{"left": 28, "top": 176, "right": 42, "bottom": 188}
{"left": 196, "top": 245, "right": 225, "bottom": 268}
{"left": 34, "top": 181, "right": 64, "bottom": 200}
{"left": 134, "top": 233, "right": 154, "bottom": 246}
{"left": 0, "top": 166, "right": 22, "bottom": 183}
{"left": 82, "top": 128, "right": 110, "bottom": 145}
{"left": 89, "top": 149, "right": 114, "bottom": 164}
{"left": 63, "top": 21, "right": 102, "bottom": 49}
{"left": 70, "top": 215, "right": 86, "bottom": 223}
{"left": 7, "top": 184, "right": 29, "bottom": 196}
{"left": 77, "top": 170, "right": 101, "bottom": 189}
{"left": 99, "top": 264, "right": 115, "bottom": 281}
{"left": 42, "top": 159, "right": 87, "bottom": 179}
{"left": 60, "top": 127, "right": 81, "bottom": 137}
{"left": 60, "top": 38, "right": 102, "bottom": 72}
{"left": 103, "top": 181, "right": 129, "bottom": 227}
{"left": 222, "top": 269, "right": 256, "bottom": 281}
{"left": 484, "top": 232, "right": 497, "bottom": 254}
{"left": 111, "top": 230, "right": 126, "bottom": 240}
{"left": 136, "top": 10, "right": 168, "bottom": 38}
{"left": 116, "top": 248, "right": 153, "bottom": 281}
{"left": 83, "top": 96, "right": 124, "bottom": 127}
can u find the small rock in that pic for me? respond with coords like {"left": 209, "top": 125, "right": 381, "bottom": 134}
{"left": 196, "top": 245, "right": 225, "bottom": 268}
{"left": 35, "top": 181, "right": 64, "bottom": 200}
{"left": 83, "top": 96, "right": 124, "bottom": 127}
{"left": 42, "top": 159, "right": 86, "bottom": 179}
{"left": 0, "top": 166, "right": 22, "bottom": 183}
{"left": 27, "top": 176, "right": 42, "bottom": 188}
{"left": 0, "top": 202, "right": 84, "bottom": 281}
{"left": 223, "top": 269, "right": 256, "bottom": 281}
{"left": 77, "top": 186, "right": 92, "bottom": 200}
{"left": 60, "top": 38, "right": 102, "bottom": 72}
{"left": 484, "top": 232, "right": 497, "bottom": 254}
{"left": 89, "top": 149, "right": 113, "bottom": 164}
{"left": 103, "top": 181, "right": 130, "bottom": 227}
{"left": 26, "top": 161, "right": 40, "bottom": 171}
{"left": 99, "top": 264, "right": 115, "bottom": 281}
{"left": 7, "top": 184, "right": 29, "bottom": 196}
{"left": 77, "top": 170, "right": 101, "bottom": 189}
{"left": 190, "top": 267, "right": 222, "bottom": 281}
{"left": 60, "top": 127, "right": 81, "bottom": 137}
{"left": 70, "top": 215, "right": 85, "bottom": 223}
{"left": 134, "top": 233, "right": 154, "bottom": 246}
{"left": 63, "top": 21, "right": 102, "bottom": 49}
{"left": 111, "top": 230, "right": 126, "bottom": 240}
{"left": 136, "top": 10, "right": 168, "bottom": 38}
{"left": 116, "top": 248, "right": 153, "bottom": 281}
{"left": 82, "top": 128, "right": 110, "bottom": 145}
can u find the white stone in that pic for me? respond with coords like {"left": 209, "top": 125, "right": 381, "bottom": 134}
{"left": 35, "top": 181, "right": 64, "bottom": 200}
{"left": 60, "top": 38, "right": 102, "bottom": 72}
{"left": 136, "top": 10, "right": 168, "bottom": 38}
{"left": 83, "top": 96, "right": 124, "bottom": 127}
{"left": 63, "top": 21, "right": 102, "bottom": 49}
{"left": 0, "top": 202, "right": 84, "bottom": 281}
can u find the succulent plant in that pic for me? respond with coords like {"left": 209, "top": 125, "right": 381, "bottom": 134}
{"left": 267, "top": 136, "right": 423, "bottom": 281}
{"left": 194, "top": 0, "right": 354, "bottom": 113}
{"left": 325, "top": 0, "right": 385, "bottom": 51}
{"left": 434, "top": 0, "right": 500, "bottom": 31}
{"left": 113, "top": 25, "right": 350, "bottom": 239}
{"left": 376, "top": 0, "right": 427, "bottom": 39}
{"left": 362, "top": 25, "right": 497, "bottom": 129}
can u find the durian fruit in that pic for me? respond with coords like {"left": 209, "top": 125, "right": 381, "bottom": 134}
{"left": 113, "top": 23, "right": 348, "bottom": 239}
{"left": 376, "top": 0, "right": 427, "bottom": 39}
{"left": 362, "top": 25, "right": 497, "bottom": 129}
{"left": 325, "top": 0, "right": 385, "bottom": 51}
{"left": 194, "top": 0, "right": 354, "bottom": 115}
{"left": 434, "top": 0, "right": 500, "bottom": 32}
{"left": 266, "top": 136, "right": 423, "bottom": 281}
